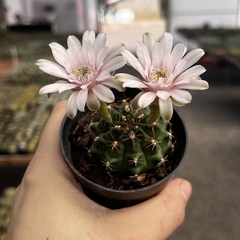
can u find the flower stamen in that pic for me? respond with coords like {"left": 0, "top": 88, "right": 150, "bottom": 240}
{"left": 74, "top": 65, "right": 93, "bottom": 84}
{"left": 150, "top": 67, "right": 170, "bottom": 84}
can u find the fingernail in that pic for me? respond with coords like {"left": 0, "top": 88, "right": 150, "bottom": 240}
{"left": 180, "top": 180, "right": 192, "bottom": 203}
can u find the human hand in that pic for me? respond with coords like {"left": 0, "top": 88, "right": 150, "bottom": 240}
{"left": 6, "top": 101, "right": 192, "bottom": 240}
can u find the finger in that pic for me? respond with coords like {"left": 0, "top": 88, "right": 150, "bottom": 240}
{"left": 34, "top": 100, "right": 67, "bottom": 163}
{"left": 106, "top": 178, "right": 192, "bottom": 240}
{"left": 26, "top": 100, "right": 77, "bottom": 181}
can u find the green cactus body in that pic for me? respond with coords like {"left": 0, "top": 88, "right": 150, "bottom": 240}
{"left": 89, "top": 100, "right": 173, "bottom": 176}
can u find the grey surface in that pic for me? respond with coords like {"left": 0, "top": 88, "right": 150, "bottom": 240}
{"left": 168, "top": 83, "right": 240, "bottom": 239}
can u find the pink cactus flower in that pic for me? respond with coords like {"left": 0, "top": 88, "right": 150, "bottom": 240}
{"left": 36, "top": 30, "right": 126, "bottom": 119}
{"left": 116, "top": 32, "right": 209, "bottom": 121}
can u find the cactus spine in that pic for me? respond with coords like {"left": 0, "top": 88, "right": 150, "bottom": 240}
{"left": 89, "top": 99, "right": 173, "bottom": 176}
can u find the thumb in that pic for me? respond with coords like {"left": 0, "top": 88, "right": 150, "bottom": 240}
{"left": 108, "top": 178, "right": 192, "bottom": 240}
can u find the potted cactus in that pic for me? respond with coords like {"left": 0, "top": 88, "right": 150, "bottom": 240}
{"left": 36, "top": 30, "right": 208, "bottom": 208}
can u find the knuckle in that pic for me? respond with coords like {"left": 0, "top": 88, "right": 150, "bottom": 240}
{"left": 21, "top": 164, "right": 42, "bottom": 190}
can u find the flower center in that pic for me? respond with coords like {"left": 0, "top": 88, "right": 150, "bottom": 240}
{"left": 150, "top": 67, "right": 170, "bottom": 84}
{"left": 74, "top": 65, "right": 93, "bottom": 84}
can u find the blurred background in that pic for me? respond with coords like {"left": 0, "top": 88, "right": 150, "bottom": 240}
{"left": 0, "top": 0, "right": 240, "bottom": 239}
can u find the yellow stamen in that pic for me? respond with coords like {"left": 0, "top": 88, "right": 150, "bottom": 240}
{"left": 74, "top": 65, "right": 93, "bottom": 84}
{"left": 150, "top": 67, "right": 170, "bottom": 84}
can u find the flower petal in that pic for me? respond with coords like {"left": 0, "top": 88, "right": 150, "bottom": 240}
{"left": 82, "top": 30, "right": 95, "bottom": 44}
{"left": 182, "top": 49, "right": 205, "bottom": 72}
{"left": 170, "top": 43, "right": 187, "bottom": 72}
{"left": 104, "top": 43, "right": 125, "bottom": 63}
{"left": 136, "top": 41, "right": 151, "bottom": 70}
{"left": 157, "top": 91, "right": 171, "bottom": 101}
{"left": 142, "top": 32, "right": 156, "bottom": 60}
{"left": 170, "top": 59, "right": 186, "bottom": 80}
{"left": 94, "top": 32, "right": 107, "bottom": 53}
{"left": 81, "top": 40, "right": 94, "bottom": 64}
{"left": 67, "top": 35, "right": 82, "bottom": 51}
{"left": 39, "top": 81, "right": 65, "bottom": 95}
{"left": 115, "top": 73, "right": 147, "bottom": 89}
{"left": 123, "top": 80, "right": 147, "bottom": 89}
{"left": 179, "top": 76, "right": 209, "bottom": 90}
{"left": 177, "top": 65, "right": 206, "bottom": 81}
{"left": 95, "top": 46, "right": 108, "bottom": 71}
{"left": 67, "top": 35, "right": 82, "bottom": 69}
{"left": 49, "top": 44, "right": 72, "bottom": 74}
{"left": 58, "top": 83, "right": 77, "bottom": 93}
{"left": 160, "top": 33, "right": 173, "bottom": 70}
{"left": 35, "top": 59, "right": 69, "bottom": 79}
{"left": 138, "top": 91, "right": 156, "bottom": 108}
{"left": 159, "top": 32, "right": 173, "bottom": 59}
{"left": 39, "top": 80, "right": 76, "bottom": 95}
{"left": 121, "top": 50, "right": 145, "bottom": 77}
{"left": 171, "top": 98, "right": 185, "bottom": 107}
{"left": 100, "top": 56, "right": 127, "bottom": 73}
{"left": 102, "top": 76, "right": 125, "bottom": 92}
{"left": 49, "top": 42, "right": 67, "bottom": 67}
{"left": 130, "top": 91, "right": 144, "bottom": 111}
{"left": 170, "top": 89, "right": 192, "bottom": 104}
{"left": 76, "top": 89, "right": 88, "bottom": 112}
{"left": 87, "top": 91, "right": 100, "bottom": 111}
{"left": 115, "top": 73, "right": 141, "bottom": 82}
{"left": 96, "top": 70, "right": 111, "bottom": 81}
{"left": 151, "top": 43, "right": 161, "bottom": 68}
{"left": 92, "top": 84, "right": 114, "bottom": 103}
{"left": 159, "top": 97, "right": 173, "bottom": 121}
{"left": 67, "top": 91, "right": 78, "bottom": 119}
{"left": 171, "top": 79, "right": 190, "bottom": 87}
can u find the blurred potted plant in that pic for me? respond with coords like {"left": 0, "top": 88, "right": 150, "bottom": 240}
{"left": 36, "top": 30, "right": 208, "bottom": 208}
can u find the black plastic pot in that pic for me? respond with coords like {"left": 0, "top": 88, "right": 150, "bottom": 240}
{"left": 60, "top": 89, "right": 187, "bottom": 208}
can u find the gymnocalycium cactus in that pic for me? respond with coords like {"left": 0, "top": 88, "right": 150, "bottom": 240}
{"left": 89, "top": 99, "right": 172, "bottom": 176}
{"left": 36, "top": 30, "right": 209, "bottom": 177}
